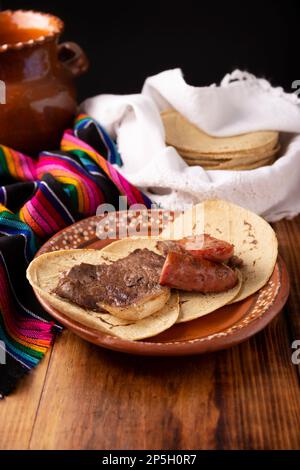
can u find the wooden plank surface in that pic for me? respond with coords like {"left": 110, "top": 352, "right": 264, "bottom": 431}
{"left": 0, "top": 351, "right": 51, "bottom": 449}
{"left": 274, "top": 218, "right": 300, "bottom": 341}
{"left": 1, "top": 218, "right": 300, "bottom": 450}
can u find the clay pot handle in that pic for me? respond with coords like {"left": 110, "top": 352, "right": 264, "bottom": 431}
{"left": 58, "top": 41, "right": 89, "bottom": 77}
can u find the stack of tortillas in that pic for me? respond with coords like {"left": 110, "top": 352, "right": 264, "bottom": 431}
{"left": 161, "top": 110, "right": 280, "bottom": 170}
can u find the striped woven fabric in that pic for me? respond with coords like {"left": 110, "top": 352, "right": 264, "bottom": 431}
{"left": 0, "top": 114, "right": 152, "bottom": 397}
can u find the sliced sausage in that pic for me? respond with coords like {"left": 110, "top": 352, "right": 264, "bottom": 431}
{"left": 157, "top": 234, "right": 234, "bottom": 263}
{"left": 159, "top": 251, "right": 238, "bottom": 293}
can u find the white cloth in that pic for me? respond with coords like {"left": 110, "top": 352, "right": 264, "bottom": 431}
{"left": 81, "top": 69, "right": 300, "bottom": 221}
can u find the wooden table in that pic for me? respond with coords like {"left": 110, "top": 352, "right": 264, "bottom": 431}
{"left": 0, "top": 218, "right": 300, "bottom": 450}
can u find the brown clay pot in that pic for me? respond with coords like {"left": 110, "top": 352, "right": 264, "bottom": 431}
{"left": 0, "top": 10, "right": 89, "bottom": 156}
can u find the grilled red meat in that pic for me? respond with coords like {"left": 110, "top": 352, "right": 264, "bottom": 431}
{"left": 157, "top": 234, "right": 234, "bottom": 263}
{"left": 159, "top": 251, "right": 238, "bottom": 293}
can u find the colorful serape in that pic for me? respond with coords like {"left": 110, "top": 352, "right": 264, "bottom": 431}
{"left": 0, "top": 114, "right": 152, "bottom": 397}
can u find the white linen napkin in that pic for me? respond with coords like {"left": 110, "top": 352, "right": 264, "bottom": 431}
{"left": 81, "top": 69, "right": 300, "bottom": 221}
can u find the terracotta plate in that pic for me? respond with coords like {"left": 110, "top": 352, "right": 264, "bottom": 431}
{"left": 35, "top": 210, "right": 290, "bottom": 356}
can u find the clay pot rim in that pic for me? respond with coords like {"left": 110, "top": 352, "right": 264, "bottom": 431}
{"left": 0, "top": 10, "right": 64, "bottom": 53}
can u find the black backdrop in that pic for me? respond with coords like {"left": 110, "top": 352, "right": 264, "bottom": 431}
{"left": 1, "top": 0, "right": 298, "bottom": 102}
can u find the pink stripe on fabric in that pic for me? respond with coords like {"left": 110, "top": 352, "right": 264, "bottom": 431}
{"left": 0, "top": 265, "right": 53, "bottom": 341}
{"left": 37, "top": 162, "right": 100, "bottom": 215}
{"left": 108, "top": 165, "right": 137, "bottom": 205}
{"left": 17, "top": 151, "right": 37, "bottom": 181}
{"left": 37, "top": 154, "right": 106, "bottom": 214}
{"left": 63, "top": 132, "right": 97, "bottom": 153}
{"left": 25, "top": 198, "right": 60, "bottom": 234}
{"left": 62, "top": 130, "right": 145, "bottom": 205}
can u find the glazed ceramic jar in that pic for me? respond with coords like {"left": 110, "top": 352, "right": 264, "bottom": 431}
{"left": 0, "top": 10, "right": 89, "bottom": 155}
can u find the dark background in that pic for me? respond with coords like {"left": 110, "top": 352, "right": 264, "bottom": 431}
{"left": 1, "top": 0, "right": 298, "bottom": 102}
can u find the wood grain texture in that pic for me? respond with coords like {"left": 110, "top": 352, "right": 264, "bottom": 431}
{"left": 0, "top": 352, "right": 51, "bottom": 449}
{"left": 1, "top": 218, "right": 300, "bottom": 450}
{"left": 29, "top": 314, "right": 300, "bottom": 450}
{"left": 274, "top": 218, "right": 300, "bottom": 340}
